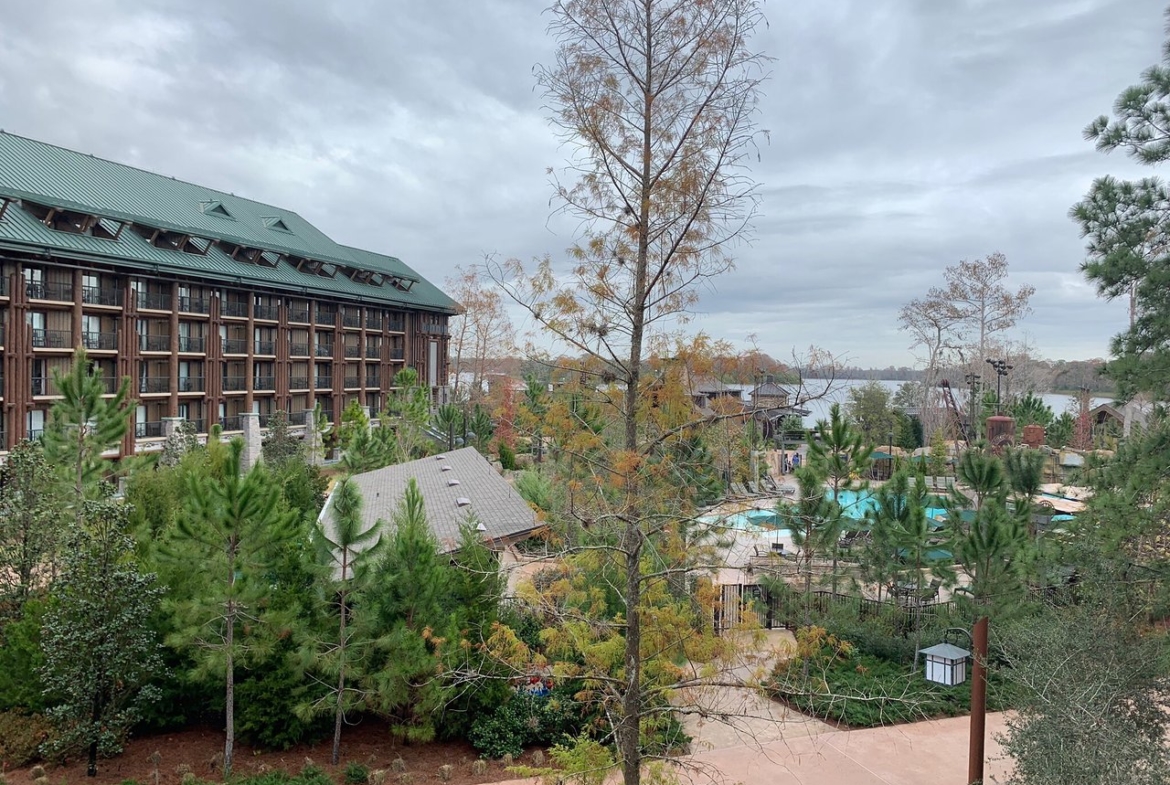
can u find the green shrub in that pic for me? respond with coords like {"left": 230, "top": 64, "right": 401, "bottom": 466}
{"left": 468, "top": 683, "right": 604, "bottom": 759}
{"left": 234, "top": 646, "right": 330, "bottom": 750}
{"left": 498, "top": 442, "right": 517, "bottom": 471}
{"left": 0, "top": 710, "right": 54, "bottom": 768}
{"left": 0, "top": 602, "right": 47, "bottom": 712}
{"left": 344, "top": 762, "right": 370, "bottom": 785}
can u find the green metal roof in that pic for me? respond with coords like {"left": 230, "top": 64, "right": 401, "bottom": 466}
{"left": 0, "top": 131, "right": 457, "bottom": 313}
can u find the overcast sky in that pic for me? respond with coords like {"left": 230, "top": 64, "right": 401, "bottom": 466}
{"left": 0, "top": 0, "right": 1165, "bottom": 367}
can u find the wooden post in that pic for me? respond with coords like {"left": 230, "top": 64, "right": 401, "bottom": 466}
{"left": 969, "top": 615, "right": 988, "bottom": 785}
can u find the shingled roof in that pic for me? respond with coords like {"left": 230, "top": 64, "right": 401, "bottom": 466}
{"left": 328, "top": 447, "right": 539, "bottom": 553}
{"left": 0, "top": 131, "right": 457, "bottom": 313}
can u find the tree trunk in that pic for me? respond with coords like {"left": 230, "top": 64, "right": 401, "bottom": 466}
{"left": 87, "top": 695, "right": 100, "bottom": 776}
{"left": 619, "top": 521, "right": 642, "bottom": 785}
{"left": 333, "top": 591, "right": 348, "bottom": 765}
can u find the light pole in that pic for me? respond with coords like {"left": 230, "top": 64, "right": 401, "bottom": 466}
{"left": 919, "top": 616, "right": 989, "bottom": 785}
{"left": 888, "top": 430, "right": 895, "bottom": 479}
{"left": 964, "top": 373, "right": 980, "bottom": 440}
{"left": 985, "top": 359, "right": 1012, "bottom": 415}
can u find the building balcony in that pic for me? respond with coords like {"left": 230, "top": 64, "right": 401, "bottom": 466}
{"left": 222, "top": 376, "right": 247, "bottom": 392}
{"left": 342, "top": 313, "right": 362, "bottom": 328}
{"left": 366, "top": 315, "right": 383, "bottom": 330}
{"left": 253, "top": 376, "right": 276, "bottom": 391}
{"left": 289, "top": 342, "right": 310, "bottom": 357}
{"left": 178, "top": 377, "right": 205, "bottom": 393}
{"left": 27, "top": 427, "right": 44, "bottom": 441}
{"left": 222, "top": 338, "right": 247, "bottom": 355}
{"left": 421, "top": 323, "right": 449, "bottom": 336}
{"left": 316, "top": 309, "right": 337, "bottom": 326}
{"left": 189, "top": 418, "right": 207, "bottom": 434}
{"left": 96, "top": 376, "right": 120, "bottom": 394}
{"left": 344, "top": 345, "right": 361, "bottom": 358}
{"left": 365, "top": 375, "right": 381, "bottom": 389}
{"left": 288, "top": 307, "right": 310, "bottom": 324}
{"left": 314, "top": 376, "right": 332, "bottom": 390}
{"left": 178, "top": 335, "right": 206, "bottom": 353}
{"left": 31, "top": 376, "right": 58, "bottom": 397}
{"left": 258, "top": 413, "right": 279, "bottom": 428}
{"left": 31, "top": 328, "right": 70, "bottom": 349}
{"left": 0, "top": 277, "right": 9, "bottom": 297}
{"left": 254, "top": 304, "right": 280, "bottom": 321}
{"left": 138, "top": 378, "right": 170, "bottom": 394}
{"left": 82, "top": 331, "right": 119, "bottom": 351}
{"left": 27, "top": 281, "right": 73, "bottom": 302}
{"left": 389, "top": 347, "right": 405, "bottom": 360}
{"left": 137, "top": 291, "right": 171, "bottom": 311}
{"left": 344, "top": 376, "right": 361, "bottom": 389}
{"left": 81, "top": 286, "right": 123, "bottom": 307}
{"left": 315, "top": 344, "right": 333, "bottom": 357}
{"left": 289, "top": 376, "right": 310, "bottom": 390}
{"left": 365, "top": 344, "right": 382, "bottom": 359}
{"left": 219, "top": 415, "right": 242, "bottom": 432}
{"left": 221, "top": 300, "right": 249, "bottom": 318}
{"left": 288, "top": 410, "right": 310, "bottom": 425}
{"left": 178, "top": 295, "right": 210, "bottom": 314}
{"left": 254, "top": 340, "right": 276, "bottom": 356}
{"left": 0, "top": 324, "right": 5, "bottom": 346}
{"left": 136, "top": 421, "right": 164, "bottom": 439}
{"left": 387, "top": 318, "right": 405, "bottom": 332}
{"left": 139, "top": 335, "right": 171, "bottom": 352}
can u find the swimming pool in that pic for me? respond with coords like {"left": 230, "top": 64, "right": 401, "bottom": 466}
{"left": 700, "top": 510, "right": 792, "bottom": 537}
{"left": 831, "top": 489, "right": 949, "bottom": 522}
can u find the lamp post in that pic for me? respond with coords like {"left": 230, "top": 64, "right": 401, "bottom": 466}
{"left": 964, "top": 373, "right": 980, "bottom": 440}
{"left": 919, "top": 617, "right": 989, "bottom": 785}
{"left": 985, "top": 359, "right": 1012, "bottom": 415}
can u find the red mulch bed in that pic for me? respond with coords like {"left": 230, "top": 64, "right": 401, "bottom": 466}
{"left": 6, "top": 720, "right": 535, "bottom": 785}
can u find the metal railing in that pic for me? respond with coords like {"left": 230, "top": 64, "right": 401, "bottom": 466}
{"left": 0, "top": 277, "right": 9, "bottom": 297}
{"left": 288, "top": 410, "right": 310, "bottom": 425}
{"left": 366, "top": 375, "right": 381, "bottom": 388}
{"left": 221, "top": 300, "right": 248, "bottom": 318}
{"left": 178, "top": 295, "right": 210, "bottom": 314}
{"left": 31, "top": 328, "right": 70, "bottom": 349}
{"left": 342, "top": 312, "right": 362, "bottom": 328}
{"left": 253, "top": 375, "right": 275, "bottom": 391}
{"left": 258, "top": 413, "right": 278, "bottom": 428}
{"left": 254, "top": 340, "right": 276, "bottom": 355}
{"left": 139, "top": 335, "right": 170, "bottom": 352}
{"left": 136, "top": 421, "right": 164, "bottom": 439}
{"left": 83, "top": 331, "right": 118, "bottom": 350}
{"left": 315, "top": 309, "right": 337, "bottom": 326}
{"left": 81, "top": 286, "right": 123, "bottom": 306}
{"left": 386, "top": 318, "right": 405, "bottom": 332}
{"left": 31, "top": 376, "right": 57, "bottom": 396}
{"left": 137, "top": 291, "right": 171, "bottom": 310}
{"left": 28, "top": 428, "right": 44, "bottom": 441}
{"left": 344, "top": 345, "right": 361, "bottom": 358}
{"left": 96, "top": 376, "right": 120, "bottom": 394}
{"left": 178, "top": 335, "right": 205, "bottom": 353}
{"left": 366, "top": 314, "right": 383, "bottom": 330}
{"left": 421, "top": 322, "right": 449, "bottom": 335}
{"left": 138, "top": 378, "right": 169, "bottom": 394}
{"left": 254, "top": 304, "right": 280, "bottom": 321}
{"left": 222, "top": 338, "right": 247, "bottom": 354}
{"left": 26, "top": 281, "right": 74, "bottom": 301}
{"left": 389, "top": 347, "right": 405, "bottom": 360}
{"left": 289, "top": 342, "right": 309, "bottom": 356}
{"left": 189, "top": 418, "right": 207, "bottom": 434}
{"left": 219, "top": 416, "right": 242, "bottom": 432}
{"left": 178, "top": 376, "right": 205, "bottom": 393}
{"left": 314, "top": 376, "right": 333, "bottom": 389}
{"left": 289, "top": 376, "right": 310, "bottom": 390}
{"left": 315, "top": 344, "right": 333, "bottom": 357}
{"left": 344, "top": 376, "right": 361, "bottom": 388}
{"left": 222, "top": 376, "right": 247, "bottom": 392}
{"left": 365, "top": 344, "right": 382, "bottom": 359}
{"left": 288, "top": 307, "right": 310, "bottom": 323}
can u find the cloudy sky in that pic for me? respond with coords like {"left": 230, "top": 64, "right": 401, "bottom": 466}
{"left": 0, "top": 0, "right": 1164, "bottom": 367}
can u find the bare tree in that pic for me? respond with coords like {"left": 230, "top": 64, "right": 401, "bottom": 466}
{"left": 898, "top": 296, "right": 963, "bottom": 439}
{"left": 491, "top": 2, "right": 768, "bottom": 784}
{"left": 446, "top": 263, "right": 516, "bottom": 403}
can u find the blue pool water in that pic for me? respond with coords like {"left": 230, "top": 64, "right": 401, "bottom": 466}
{"left": 832, "top": 489, "right": 949, "bottom": 522}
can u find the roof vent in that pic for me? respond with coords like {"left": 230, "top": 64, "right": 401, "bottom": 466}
{"left": 200, "top": 200, "right": 233, "bottom": 219}
{"left": 435, "top": 455, "right": 446, "bottom": 461}
{"left": 456, "top": 497, "right": 471, "bottom": 507}
{"left": 263, "top": 216, "right": 293, "bottom": 233}
{"left": 447, "top": 479, "right": 461, "bottom": 486}
{"left": 475, "top": 521, "right": 487, "bottom": 532}
{"left": 441, "top": 465, "right": 452, "bottom": 472}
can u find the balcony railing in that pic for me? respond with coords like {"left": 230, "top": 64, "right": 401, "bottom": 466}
{"left": 365, "top": 376, "right": 381, "bottom": 389}
{"left": 222, "top": 338, "right": 247, "bottom": 355}
{"left": 31, "top": 377, "right": 57, "bottom": 397}
{"left": 178, "top": 376, "right": 205, "bottom": 393}
{"left": 178, "top": 335, "right": 206, "bottom": 353}
{"left": 189, "top": 418, "right": 207, "bottom": 434}
{"left": 253, "top": 376, "right": 276, "bottom": 391}
{"left": 421, "top": 322, "right": 449, "bottom": 336}
{"left": 365, "top": 344, "right": 382, "bottom": 359}
{"left": 31, "top": 328, "right": 70, "bottom": 349}
{"left": 389, "top": 347, "right": 405, "bottom": 360}
{"left": 366, "top": 314, "right": 383, "bottom": 330}
{"left": 81, "top": 286, "right": 123, "bottom": 307}
{"left": 290, "top": 342, "right": 309, "bottom": 356}
{"left": 96, "top": 376, "right": 120, "bottom": 394}
{"left": 223, "top": 376, "right": 247, "bottom": 392}
{"left": 254, "top": 303, "right": 280, "bottom": 321}
{"left": 342, "top": 312, "right": 362, "bottom": 328}
{"left": 27, "top": 281, "right": 74, "bottom": 301}
{"left": 289, "top": 376, "right": 310, "bottom": 390}
{"left": 138, "top": 378, "right": 169, "bottom": 394}
{"left": 137, "top": 291, "right": 171, "bottom": 310}
{"left": 288, "top": 307, "right": 310, "bottom": 323}
{"left": 258, "top": 413, "right": 279, "bottom": 428}
{"left": 178, "top": 295, "right": 210, "bottom": 314}
{"left": 136, "top": 421, "right": 164, "bottom": 439}
{"left": 288, "top": 410, "right": 310, "bottom": 425}
{"left": 315, "top": 344, "right": 333, "bottom": 357}
{"left": 221, "top": 300, "right": 249, "bottom": 318}
{"left": 219, "top": 415, "right": 242, "bottom": 432}
{"left": 314, "top": 376, "right": 333, "bottom": 389}
{"left": 344, "top": 376, "right": 361, "bottom": 389}
{"left": 82, "top": 331, "right": 118, "bottom": 351}
{"left": 316, "top": 309, "right": 337, "bottom": 326}
{"left": 139, "top": 335, "right": 171, "bottom": 352}
{"left": 0, "top": 276, "right": 9, "bottom": 297}
{"left": 254, "top": 340, "right": 276, "bottom": 356}
{"left": 344, "top": 345, "right": 361, "bottom": 358}
{"left": 0, "top": 324, "right": 5, "bottom": 345}
{"left": 387, "top": 318, "right": 405, "bottom": 332}
{"left": 28, "top": 428, "right": 44, "bottom": 441}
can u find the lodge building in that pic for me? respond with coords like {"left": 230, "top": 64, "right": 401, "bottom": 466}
{"left": 0, "top": 132, "right": 457, "bottom": 456}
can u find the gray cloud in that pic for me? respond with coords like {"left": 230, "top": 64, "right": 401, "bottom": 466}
{"left": 0, "top": 0, "right": 1164, "bottom": 367}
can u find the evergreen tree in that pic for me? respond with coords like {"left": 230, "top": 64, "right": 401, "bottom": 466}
{"left": 337, "top": 400, "right": 371, "bottom": 451}
{"left": 0, "top": 440, "right": 65, "bottom": 613}
{"left": 162, "top": 439, "right": 300, "bottom": 777}
{"left": 261, "top": 410, "right": 304, "bottom": 468}
{"left": 806, "top": 403, "right": 872, "bottom": 591}
{"left": 39, "top": 499, "right": 164, "bottom": 776}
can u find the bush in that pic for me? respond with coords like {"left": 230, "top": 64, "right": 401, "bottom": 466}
{"left": 498, "top": 443, "right": 517, "bottom": 471}
{"left": 344, "top": 762, "right": 369, "bottom": 785}
{"left": 234, "top": 647, "right": 330, "bottom": 750}
{"left": 0, "top": 602, "right": 47, "bottom": 712}
{"left": 0, "top": 710, "right": 55, "bottom": 768}
{"left": 468, "top": 686, "right": 601, "bottom": 759}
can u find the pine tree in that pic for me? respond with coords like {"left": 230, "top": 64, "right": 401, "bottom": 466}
{"left": 39, "top": 499, "right": 164, "bottom": 776}
{"left": 162, "top": 439, "right": 299, "bottom": 777}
